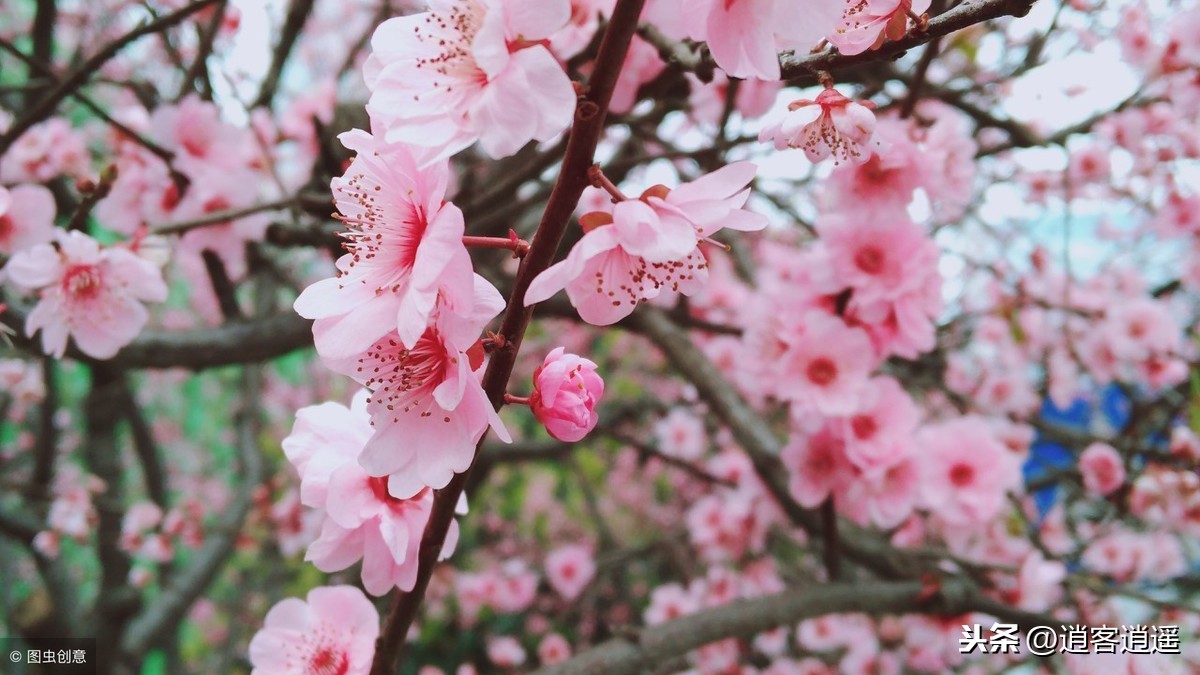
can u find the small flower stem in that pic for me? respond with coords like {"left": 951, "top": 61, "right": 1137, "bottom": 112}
{"left": 587, "top": 164, "right": 628, "bottom": 202}
{"left": 462, "top": 231, "right": 530, "bottom": 258}
{"left": 907, "top": 9, "right": 929, "bottom": 31}
{"left": 481, "top": 332, "right": 507, "bottom": 352}
{"left": 503, "top": 394, "right": 531, "bottom": 406}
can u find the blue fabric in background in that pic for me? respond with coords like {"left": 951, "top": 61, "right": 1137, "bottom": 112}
{"left": 1023, "top": 385, "right": 1132, "bottom": 520}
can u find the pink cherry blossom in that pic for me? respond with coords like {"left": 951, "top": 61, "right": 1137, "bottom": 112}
{"left": 683, "top": 0, "right": 843, "bottom": 80}
{"left": 0, "top": 117, "right": 90, "bottom": 183}
{"left": 248, "top": 585, "right": 379, "bottom": 675}
{"left": 283, "top": 392, "right": 464, "bottom": 594}
{"left": 364, "top": 0, "right": 576, "bottom": 159}
{"left": 529, "top": 347, "right": 604, "bottom": 442}
{"left": 120, "top": 501, "right": 164, "bottom": 554}
{"left": 817, "top": 216, "right": 938, "bottom": 310}
{"left": 544, "top": 544, "right": 596, "bottom": 600}
{"left": 687, "top": 71, "right": 782, "bottom": 125}
{"left": 844, "top": 453, "right": 920, "bottom": 528}
{"left": 456, "top": 560, "right": 540, "bottom": 621}
{"left": 537, "top": 633, "right": 572, "bottom": 665}
{"left": 486, "top": 636, "right": 527, "bottom": 668}
{"left": 916, "top": 102, "right": 977, "bottom": 222}
{"left": 604, "top": 34, "right": 665, "bottom": 115}
{"left": 524, "top": 163, "right": 765, "bottom": 324}
{"left": 822, "top": 118, "right": 924, "bottom": 219}
{"left": 830, "top": 0, "right": 931, "bottom": 57}
{"left": 0, "top": 184, "right": 56, "bottom": 255}
{"left": 918, "top": 417, "right": 1020, "bottom": 525}
{"left": 685, "top": 490, "right": 775, "bottom": 561}
{"left": 1015, "top": 550, "right": 1066, "bottom": 612}
{"left": 777, "top": 311, "right": 874, "bottom": 416}
{"left": 294, "top": 127, "right": 476, "bottom": 358}
{"left": 4, "top": 230, "right": 169, "bottom": 359}
{"left": 654, "top": 407, "right": 707, "bottom": 461}
{"left": 329, "top": 308, "right": 512, "bottom": 498}
{"left": 549, "top": 0, "right": 616, "bottom": 59}
{"left": 760, "top": 88, "right": 877, "bottom": 164}
{"left": 1068, "top": 144, "right": 1111, "bottom": 186}
{"left": 45, "top": 471, "right": 101, "bottom": 541}
{"left": 642, "top": 162, "right": 768, "bottom": 241}
{"left": 781, "top": 422, "right": 854, "bottom": 508}
{"left": 644, "top": 583, "right": 700, "bottom": 625}
{"left": 149, "top": 94, "right": 257, "bottom": 173}
{"left": 1079, "top": 442, "right": 1126, "bottom": 497}
{"left": 837, "top": 376, "right": 918, "bottom": 472}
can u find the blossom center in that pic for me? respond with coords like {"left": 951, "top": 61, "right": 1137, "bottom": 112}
{"left": 336, "top": 168, "right": 430, "bottom": 292}
{"left": 0, "top": 214, "right": 12, "bottom": 242}
{"left": 161, "top": 183, "right": 181, "bottom": 212}
{"left": 854, "top": 246, "right": 885, "bottom": 274}
{"left": 306, "top": 645, "right": 349, "bottom": 675}
{"left": 413, "top": 2, "right": 488, "bottom": 95}
{"left": 850, "top": 414, "right": 878, "bottom": 440}
{"left": 360, "top": 332, "right": 452, "bottom": 424}
{"left": 367, "top": 476, "right": 429, "bottom": 512}
{"left": 806, "top": 358, "right": 838, "bottom": 386}
{"left": 62, "top": 264, "right": 103, "bottom": 300}
{"left": 859, "top": 155, "right": 890, "bottom": 183}
{"left": 949, "top": 463, "right": 974, "bottom": 487}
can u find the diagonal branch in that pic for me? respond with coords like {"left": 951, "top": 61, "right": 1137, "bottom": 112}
{"left": 368, "top": 1, "right": 649, "bottom": 672}
{"left": 252, "top": 0, "right": 316, "bottom": 108}
{"left": 624, "top": 307, "right": 928, "bottom": 580}
{"left": 0, "top": 0, "right": 220, "bottom": 156}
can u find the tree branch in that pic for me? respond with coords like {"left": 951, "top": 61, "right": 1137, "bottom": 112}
{"left": 121, "top": 388, "right": 168, "bottom": 508}
{"left": 120, "top": 364, "right": 264, "bottom": 659}
{"left": 623, "top": 307, "right": 927, "bottom": 580}
{"left": 31, "top": 358, "right": 57, "bottom": 497}
{"left": 779, "top": 0, "right": 1040, "bottom": 85}
{"left": 0, "top": 38, "right": 179, "bottom": 167}
{"left": 252, "top": 0, "right": 316, "bottom": 108}
{"left": 84, "top": 366, "right": 138, "bottom": 674}
{"left": 1, "top": 300, "right": 313, "bottom": 369}
{"left": 534, "top": 579, "right": 1055, "bottom": 675}
{"left": 369, "top": 1, "right": 648, "bottom": 671}
{"left": 178, "top": 0, "right": 227, "bottom": 100}
{"left": 0, "top": 0, "right": 220, "bottom": 156}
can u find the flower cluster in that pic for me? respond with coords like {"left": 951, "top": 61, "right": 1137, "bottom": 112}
{"left": 282, "top": 393, "right": 463, "bottom": 594}
{"left": 525, "top": 162, "right": 768, "bottom": 324}
{"left": 5, "top": 230, "right": 168, "bottom": 359}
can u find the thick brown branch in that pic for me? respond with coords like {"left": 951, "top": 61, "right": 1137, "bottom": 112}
{"left": 1, "top": 298, "right": 312, "bottom": 369}
{"left": 84, "top": 367, "right": 137, "bottom": 674}
{"left": 534, "top": 579, "right": 1055, "bottom": 675}
{"left": 368, "top": 1, "right": 648, "bottom": 672}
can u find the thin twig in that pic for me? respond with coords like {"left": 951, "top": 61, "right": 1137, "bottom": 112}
{"left": 0, "top": 38, "right": 179, "bottom": 167}
{"left": 252, "top": 0, "right": 316, "bottom": 108}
